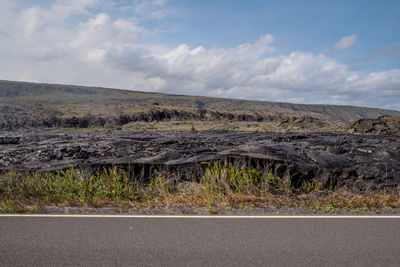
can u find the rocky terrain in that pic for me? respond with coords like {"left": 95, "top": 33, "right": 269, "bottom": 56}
{"left": 0, "top": 103, "right": 342, "bottom": 131}
{"left": 2, "top": 79, "right": 400, "bottom": 121}
{"left": 1, "top": 80, "right": 400, "bottom": 197}
{"left": 1, "top": 129, "right": 399, "bottom": 193}
{"left": 352, "top": 116, "right": 400, "bottom": 135}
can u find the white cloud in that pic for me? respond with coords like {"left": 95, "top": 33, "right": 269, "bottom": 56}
{"left": 51, "top": 0, "right": 99, "bottom": 15}
{"left": 333, "top": 34, "right": 358, "bottom": 51}
{"left": 153, "top": 0, "right": 168, "bottom": 6}
{"left": 70, "top": 13, "right": 145, "bottom": 59}
{"left": 131, "top": 0, "right": 174, "bottom": 21}
{"left": 0, "top": 1, "right": 399, "bottom": 110}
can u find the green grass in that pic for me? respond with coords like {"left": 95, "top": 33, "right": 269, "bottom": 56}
{"left": 0, "top": 168, "right": 135, "bottom": 205}
{"left": 1, "top": 164, "right": 399, "bottom": 213}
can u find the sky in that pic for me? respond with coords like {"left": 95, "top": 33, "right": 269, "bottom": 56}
{"left": 0, "top": 0, "right": 399, "bottom": 110}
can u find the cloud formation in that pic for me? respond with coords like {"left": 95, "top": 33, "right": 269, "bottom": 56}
{"left": 0, "top": 1, "right": 399, "bottom": 110}
{"left": 333, "top": 34, "right": 358, "bottom": 51}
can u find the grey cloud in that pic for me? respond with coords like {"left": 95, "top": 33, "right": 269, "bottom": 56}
{"left": 106, "top": 48, "right": 167, "bottom": 77}
{"left": 376, "top": 42, "right": 400, "bottom": 55}
{"left": 0, "top": 30, "right": 10, "bottom": 37}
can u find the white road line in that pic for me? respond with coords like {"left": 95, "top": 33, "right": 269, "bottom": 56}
{"left": 0, "top": 214, "right": 399, "bottom": 218}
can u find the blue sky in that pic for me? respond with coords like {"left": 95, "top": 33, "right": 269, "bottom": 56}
{"left": 154, "top": 0, "right": 400, "bottom": 71}
{"left": 0, "top": 0, "right": 399, "bottom": 110}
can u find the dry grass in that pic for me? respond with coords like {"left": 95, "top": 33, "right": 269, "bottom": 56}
{"left": 122, "top": 120, "right": 283, "bottom": 132}
{"left": 1, "top": 163, "right": 399, "bottom": 214}
{"left": 46, "top": 103, "right": 344, "bottom": 132}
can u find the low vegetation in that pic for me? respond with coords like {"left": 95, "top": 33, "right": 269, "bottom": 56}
{"left": 1, "top": 163, "right": 399, "bottom": 214}
{"left": 2, "top": 79, "right": 400, "bottom": 121}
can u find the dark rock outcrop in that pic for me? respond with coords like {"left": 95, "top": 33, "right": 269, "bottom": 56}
{"left": 351, "top": 116, "right": 400, "bottom": 135}
{"left": 1, "top": 129, "right": 399, "bottom": 193}
{"left": 0, "top": 137, "right": 20, "bottom": 144}
{"left": 0, "top": 103, "right": 326, "bottom": 130}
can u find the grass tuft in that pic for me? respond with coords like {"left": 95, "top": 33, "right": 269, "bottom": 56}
{"left": 1, "top": 164, "right": 399, "bottom": 213}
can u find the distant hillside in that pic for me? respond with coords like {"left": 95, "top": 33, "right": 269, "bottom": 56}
{"left": 1, "top": 80, "right": 399, "bottom": 121}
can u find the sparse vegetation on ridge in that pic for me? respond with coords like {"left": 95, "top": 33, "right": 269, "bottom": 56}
{"left": 1, "top": 79, "right": 399, "bottom": 121}
{"left": 1, "top": 163, "right": 399, "bottom": 214}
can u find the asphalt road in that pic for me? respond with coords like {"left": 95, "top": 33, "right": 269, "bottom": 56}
{"left": 0, "top": 215, "right": 399, "bottom": 267}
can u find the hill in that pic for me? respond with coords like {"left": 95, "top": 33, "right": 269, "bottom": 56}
{"left": 1, "top": 80, "right": 399, "bottom": 121}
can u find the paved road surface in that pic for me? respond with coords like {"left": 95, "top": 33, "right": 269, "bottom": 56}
{"left": 0, "top": 215, "right": 399, "bottom": 266}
